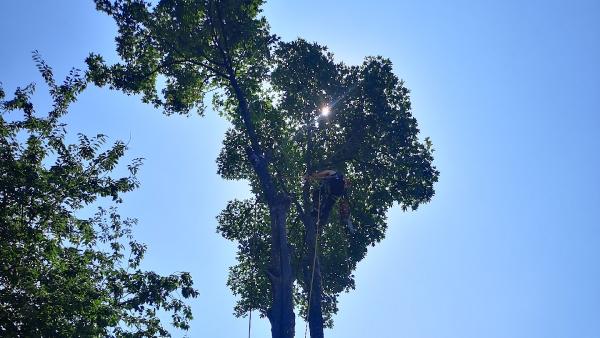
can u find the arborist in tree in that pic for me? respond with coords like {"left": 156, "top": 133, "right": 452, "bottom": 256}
{"left": 304, "top": 169, "right": 355, "bottom": 233}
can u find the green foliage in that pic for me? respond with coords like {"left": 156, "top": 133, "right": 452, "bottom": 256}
{"left": 87, "top": 0, "right": 274, "bottom": 120}
{"left": 217, "top": 198, "right": 271, "bottom": 317}
{"left": 216, "top": 39, "right": 439, "bottom": 326}
{"left": 88, "top": 0, "right": 438, "bottom": 330}
{"left": 0, "top": 56, "right": 198, "bottom": 337}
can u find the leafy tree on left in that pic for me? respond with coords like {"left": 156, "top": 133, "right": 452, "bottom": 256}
{"left": 0, "top": 54, "right": 198, "bottom": 337}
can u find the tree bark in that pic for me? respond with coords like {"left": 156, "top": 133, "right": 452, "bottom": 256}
{"left": 267, "top": 195, "right": 295, "bottom": 338}
{"left": 303, "top": 191, "right": 338, "bottom": 338}
{"left": 228, "top": 69, "right": 296, "bottom": 338}
{"left": 303, "top": 214, "right": 324, "bottom": 338}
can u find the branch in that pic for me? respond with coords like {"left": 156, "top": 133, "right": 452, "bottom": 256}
{"left": 207, "top": 0, "right": 233, "bottom": 73}
{"left": 323, "top": 123, "right": 366, "bottom": 167}
{"left": 274, "top": 175, "right": 305, "bottom": 218}
{"left": 182, "top": 58, "right": 229, "bottom": 80}
{"left": 215, "top": 2, "right": 233, "bottom": 66}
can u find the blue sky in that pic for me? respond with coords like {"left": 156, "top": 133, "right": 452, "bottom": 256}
{"left": 1, "top": 1, "right": 599, "bottom": 337}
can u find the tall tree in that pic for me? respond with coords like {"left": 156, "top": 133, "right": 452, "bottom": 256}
{"left": 87, "top": 1, "right": 438, "bottom": 337}
{"left": 0, "top": 55, "right": 198, "bottom": 337}
{"left": 87, "top": 1, "right": 296, "bottom": 337}
{"left": 217, "top": 39, "right": 438, "bottom": 338}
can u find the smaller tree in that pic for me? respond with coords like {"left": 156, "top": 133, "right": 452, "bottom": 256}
{"left": 0, "top": 54, "right": 198, "bottom": 337}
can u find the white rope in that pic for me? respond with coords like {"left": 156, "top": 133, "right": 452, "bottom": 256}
{"left": 304, "top": 190, "right": 322, "bottom": 338}
{"left": 247, "top": 310, "right": 252, "bottom": 338}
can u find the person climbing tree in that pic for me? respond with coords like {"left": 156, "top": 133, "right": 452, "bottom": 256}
{"left": 305, "top": 169, "right": 353, "bottom": 233}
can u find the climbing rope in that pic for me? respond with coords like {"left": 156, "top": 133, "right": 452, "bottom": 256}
{"left": 247, "top": 310, "right": 252, "bottom": 338}
{"left": 304, "top": 190, "right": 322, "bottom": 338}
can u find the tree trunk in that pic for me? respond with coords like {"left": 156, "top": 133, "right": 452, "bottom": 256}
{"left": 228, "top": 71, "right": 296, "bottom": 338}
{"left": 303, "top": 192, "right": 338, "bottom": 338}
{"left": 267, "top": 194, "right": 295, "bottom": 338}
{"left": 303, "top": 215, "right": 324, "bottom": 338}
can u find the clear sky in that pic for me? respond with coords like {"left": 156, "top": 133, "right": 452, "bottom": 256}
{"left": 1, "top": 1, "right": 599, "bottom": 337}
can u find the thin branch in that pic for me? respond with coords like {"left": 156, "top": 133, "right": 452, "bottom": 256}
{"left": 182, "top": 58, "right": 229, "bottom": 80}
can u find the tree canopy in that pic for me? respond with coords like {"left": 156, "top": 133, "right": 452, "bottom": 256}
{"left": 86, "top": 1, "right": 438, "bottom": 337}
{"left": 216, "top": 39, "right": 438, "bottom": 326}
{"left": 88, "top": 0, "right": 274, "bottom": 119}
{"left": 0, "top": 55, "right": 198, "bottom": 337}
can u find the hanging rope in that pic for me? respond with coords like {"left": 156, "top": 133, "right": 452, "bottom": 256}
{"left": 247, "top": 230, "right": 259, "bottom": 338}
{"left": 247, "top": 310, "right": 252, "bottom": 338}
{"left": 304, "top": 189, "right": 322, "bottom": 338}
